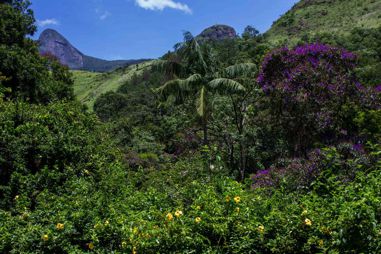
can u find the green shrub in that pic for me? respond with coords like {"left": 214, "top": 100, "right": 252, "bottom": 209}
{"left": 1, "top": 153, "right": 380, "bottom": 253}
{"left": 0, "top": 101, "right": 120, "bottom": 210}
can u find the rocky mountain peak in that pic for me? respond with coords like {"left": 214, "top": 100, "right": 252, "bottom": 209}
{"left": 197, "top": 25, "right": 237, "bottom": 41}
{"left": 38, "top": 29, "right": 84, "bottom": 69}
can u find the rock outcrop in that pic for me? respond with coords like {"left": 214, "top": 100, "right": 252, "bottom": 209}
{"left": 38, "top": 29, "right": 84, "bottom": 69}
{"left": 197, "top": 25, "right": 237, "bottom": 41}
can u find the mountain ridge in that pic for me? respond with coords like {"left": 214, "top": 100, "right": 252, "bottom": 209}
{"left": 38, "top": 29, "right": 150, "bottom": 72}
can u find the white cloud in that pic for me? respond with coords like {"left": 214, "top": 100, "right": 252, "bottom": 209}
{"left": 37, "top": 19, "right": 59, "bottom": 27}
{"left": 95, "top": 9, "right": 112, "bottom": 20}
{"left": 100, "top": 11, "right": 111, "bottom": 20}
{"left": 135, "top": 0, "right": 192, "bottom": 14}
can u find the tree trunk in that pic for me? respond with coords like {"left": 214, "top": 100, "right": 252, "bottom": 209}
{"left": 202, "top": 120, "right": 208, "bottom": 146}
{"left": 239, "top": 141, "right": 245, "bottom": 181}
{"left": 201, "top": 119, "right": 211, "bottom": 175}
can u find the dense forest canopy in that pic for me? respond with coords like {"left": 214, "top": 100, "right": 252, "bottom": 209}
{"left": 0, "top": 0, "right": 381, "bottom": 253}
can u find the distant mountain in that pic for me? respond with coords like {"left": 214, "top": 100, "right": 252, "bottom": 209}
{"left": 197, "top": 25, "right": 237, "bottom": 41}
{"left": 38, "top": 29, "right": 150, "bottom": 72}
{"left": 265, "top": 0, "right": 381, "bottom": 42}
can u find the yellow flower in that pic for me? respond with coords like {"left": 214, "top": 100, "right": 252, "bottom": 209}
{"left": 320, "top": 226, "right": 332, "bottom": 235}
{"left": 42, "top": 234, "right": 49, "bottom": 241}
{"left": 235, "top": 207, "right": 240, "bottom": 213}
{"left": 121, "top": 241, "right": 127, "bottom": 249}
{"left": 234, "top": 196, "right": 241, "bottom": 204}
{"left": 21, "top": 212, "right": 29, "bottom": 220}
{"left": 14, "top": 195, "right": 20, "bottom": 200}
{"left": 132, "top": 227, "right": 139, "bottom": 234}
{"left": 195, "top": 217, "right": 202, "bottom": 223}
{"left": 166, "top": 213, "right": 174, "bottom": 221}
{"left": 132, "top": 246, "right": 137, "bottom": 254}
{"left": 88, "top": 242, "right": 94, "bottom": 250}
{"left": 175, "top": 210, "right": 183, "bottom": 217}
{"left": 56, "top": 223, "right": 65, "bottom": 231}
{"left": 257, "top": 225, "right": 265, "bottom": 233}
{"left": 225, "top": 195, "right": 231, "bottom": 202}
{"left": 105, "top": 220, "right": 110, "bottom": 226}
{"left": 301, "top": 209, "right": 308, "bottom": 216}
{"left": 304, "top": 218, "right": 312, "bottom": 226}
{"left": 84, "top": 169, "right": 90, "bottom": 175}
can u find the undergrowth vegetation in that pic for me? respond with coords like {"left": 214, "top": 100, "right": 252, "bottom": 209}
{"left": 0, "top": 0, "right": 381, "bottom": 253}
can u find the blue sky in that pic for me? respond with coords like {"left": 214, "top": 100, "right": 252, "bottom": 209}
{"left": 32, "top": 0, "right": 298, "bottom": 60}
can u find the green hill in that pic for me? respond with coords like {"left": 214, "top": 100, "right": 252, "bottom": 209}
{"left": 72, "top": 60, "right": 156, "bottom": 109}
{"left": 266, "top": 0, "right": 381, "bottom": 43}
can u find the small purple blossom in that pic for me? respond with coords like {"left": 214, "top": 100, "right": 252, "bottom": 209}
{"left": 355, "top": 82, "right": 364, "bottom": 90}
{"left": 352, "top": 144, "right": 364, "bottom": 152}
{"left": 375, "top": 85, "right": 381, "bottom": 93}
{"left": 258, "top": 169, "right": 270, "bottom": 175}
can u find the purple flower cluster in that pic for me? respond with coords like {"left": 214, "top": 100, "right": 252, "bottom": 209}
{"left": 255, "top": 43, "right": 381, "bottom": 156}
{"left": 256, "top": 43, "right": 365, "bottom": 135}
{"left": 257, "top": 43, "right": 358, "bottom": 95}
{"left": 357, "top": 84, "right": 381, "bottom": 109}
{"left": 375, "top": 85, "right": 381, "bottom": 93}
{"left": 252, "top": 143, "right": 370, "bottom": 190}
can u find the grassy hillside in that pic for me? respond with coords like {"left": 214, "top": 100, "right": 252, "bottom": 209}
{"left": 72, "top": 60, "right": 156, "bottom": 109}
{"left": 266, "top": 0, "right": 381, "bottom": 43}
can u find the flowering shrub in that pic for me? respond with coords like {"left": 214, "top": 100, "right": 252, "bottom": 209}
{"left": 252, "top": 142, "right": 372, "bottom": 192}
{"left": 1, "top": 153, "right": 380, "bottom": 253}
{"left": 258, "top": 43, "right": 363, "bottom": 155}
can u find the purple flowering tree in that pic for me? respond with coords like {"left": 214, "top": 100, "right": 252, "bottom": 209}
{"left": 258, "top": 43, "right": 361, "bottom": 156}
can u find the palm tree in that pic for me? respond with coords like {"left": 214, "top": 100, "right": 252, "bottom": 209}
{"left": 155, "top": 32, "right": 252, "bottom": 147}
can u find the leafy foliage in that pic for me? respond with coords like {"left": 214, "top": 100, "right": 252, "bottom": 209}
{"left": 0, "top": 0, "right": 73, "bottom": 103}
{"left": 1, "top": 1, "right": 381, "bottom": 253}
{"left": 1, "top": 154, "right": 381, "bottom": 253}
{"left": 0, "top": 101, "right": 119, "bottom": 210}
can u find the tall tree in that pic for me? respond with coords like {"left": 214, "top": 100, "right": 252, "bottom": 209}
{"left": 242, "top": 25, "right": 259, "bottom": 40}
{"left": 221, "top": 63, "right": 258, "bottom": 180}
{"left": 258, "top": 44, "right": 361, "bottom": 156}
{"left": 156, "top": 32, "right": 246, "bottom": 147}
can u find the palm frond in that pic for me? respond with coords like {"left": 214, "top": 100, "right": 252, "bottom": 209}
{"left": 155, "top": 79, "right": 187, "bottom": 98}
{"left": 152, "top": 59, "right": 183, "bottom": 78}
{"left": 196, "top": 86, "right": 208, "bottom": 118}
{"left": 225, "top": 63, "right": 257, "bottom": 78}
{"left": 155, "top": 74, "right": 203, "bottom": 101}
{"left": 208, "top": 78, "right": 246, "bottom": 94}
{"left": 194, "top": 40, "right": 209, "bottom": 74}
{"left": 185, "top": 73, "right": 203, "bottom": 84}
